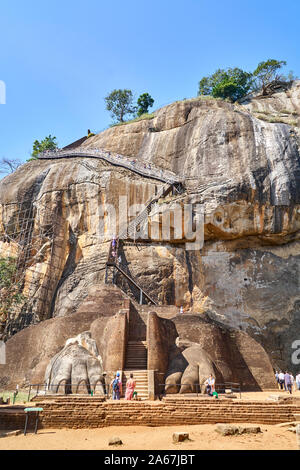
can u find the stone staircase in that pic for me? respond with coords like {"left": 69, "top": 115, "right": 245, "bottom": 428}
{"left": 122, "top": 370, "right": 148, "bottom": 400}
{"left": 123, "top": 340, "right": 148, "bottom": 399}
{"left": 125, "top": 340, "right": 147, "bottom": 369}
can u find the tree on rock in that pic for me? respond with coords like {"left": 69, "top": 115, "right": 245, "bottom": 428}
{"left": 253, "top": 59, "right": 287, "bottom": 95}
{"left": 29, "top": 135, "right": 58, "bottom": 160}
{"left": 198, "top": 67, "right": 253, "bottom": 102}
{"left": 136, "top": 93, "right": 154, "bottom": 117}
{"left": 105, "top": 89, "right": 136, "bottom": 123}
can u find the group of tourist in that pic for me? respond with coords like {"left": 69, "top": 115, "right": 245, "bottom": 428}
{"left": 110, "top": 372, "right": 137, "bottom": 401}
{"left": 275, "top": 371, "right": 300, "bottom": 394}
{"left": 110, "top": 372, "right": 218, "bottom": 401}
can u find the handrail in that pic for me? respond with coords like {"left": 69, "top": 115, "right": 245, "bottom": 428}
{"left": 110, "top": 262, "right": 157, "bottom": 305}
{"left": 26, "top": 382, "right": 109, "bottom": 401}
{"left": 38, "top": 148, "right": 182, "bottom": 185}
{"left": 26, "top": 381, "right": 242, "bottom": 401}
{"left": 118, "top": 181, "right": 173, "bottom": 240}
{"left": 160, "top": 382, "right": 242, "bottom": 399}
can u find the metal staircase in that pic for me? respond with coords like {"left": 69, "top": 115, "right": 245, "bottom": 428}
{"left": 104, "top": 179, "right": 182, "bottom": 305}
{"left": 118, "top": 181, "right": 178, "bottom": 240}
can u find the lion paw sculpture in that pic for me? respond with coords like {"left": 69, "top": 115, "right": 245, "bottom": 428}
{"left": 44, "top": 331, "right": 105, "bottom": 394}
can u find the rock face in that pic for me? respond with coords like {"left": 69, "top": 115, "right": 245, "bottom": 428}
{"left": 0, "top": 291, "right": 276, "bottom": 391}
{"left": 0, "top": 84, "right": 300, "bottom": 376}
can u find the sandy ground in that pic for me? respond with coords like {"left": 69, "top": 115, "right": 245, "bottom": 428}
{"left": 0, "top": 423, "right": 298, "bottom": 450}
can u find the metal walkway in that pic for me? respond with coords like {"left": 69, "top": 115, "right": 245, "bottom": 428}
{"left": 38, "top": 148, "right": 182, "bottom": 185}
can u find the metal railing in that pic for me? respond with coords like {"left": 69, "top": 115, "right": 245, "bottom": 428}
{"left": 160, "top": 382, "right": 242, "bottom": 399}
{"left": 26, "top": 382, "right": 110, "bottom": 402}
{"left": 26, "top": 381, "right": 242, "bottom": 402}
{"left": 38, "top": 148, "right": 182, "bottom": 185}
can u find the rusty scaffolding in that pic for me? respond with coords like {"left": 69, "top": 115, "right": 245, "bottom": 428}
{"left": 0, "top": 197, "right": 63, "bottom": 338}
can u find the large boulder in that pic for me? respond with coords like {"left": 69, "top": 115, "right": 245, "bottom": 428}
{"left": 0, "top": 87, "right": 300, "bottom": 372}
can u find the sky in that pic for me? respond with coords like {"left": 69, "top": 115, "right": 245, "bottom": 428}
{"left": 0, "top": 0, "right": 300, "bottom": 166}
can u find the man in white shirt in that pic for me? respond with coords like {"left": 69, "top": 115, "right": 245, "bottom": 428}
{"left": 204, "top": 375, "right": 215, "bottom": 396}
{"left": 278, "top": 371, "right": 285, "bottom": 390}
{"left": 296, "top": 373, "right": 300, "bottom": 391}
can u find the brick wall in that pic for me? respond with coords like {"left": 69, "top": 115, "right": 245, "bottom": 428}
{"left": 22, "top": 396, "right": 300, "bottom": 429}
{"left": 0, "top": 407, "right": 36, "bottom": 430}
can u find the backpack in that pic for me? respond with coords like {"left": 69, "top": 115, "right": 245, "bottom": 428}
{"left": 112, "top": 379, "right": 119, "bottom": 392}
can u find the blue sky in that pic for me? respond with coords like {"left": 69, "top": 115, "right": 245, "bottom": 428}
{"left": 0, "top": 0, "right": 299, "bottom": 164}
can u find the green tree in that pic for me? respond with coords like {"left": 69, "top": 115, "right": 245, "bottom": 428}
{"left": 105, "top": 89, "right": 136, "bottom": 123}
{"left": 29, "top": 135, "right": 58, "bottom": 161}
{"left": 253, "top": 59, "right": 287, "bottom": 95}
{"left": 198, "top": 67, "right": 253, "bottom": 102}
{"left": 136, "top": 93, "right": 154, "bottom": 117}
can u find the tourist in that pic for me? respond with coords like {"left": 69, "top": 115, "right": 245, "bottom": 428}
{"left": 278, "top": 371, "right": 285, "bottom": 390}
{"left": 290, "top": 373, "right": 295, "bottom": 392}
{"left": 208, "top": 374, "right": 215, "bottom": 393}
{"left": 125, "top": 373, "right": 136, "bottom": 400}
{"left": 296, "top": 373, "right": 300, "bottom": 391}
{"left": 204, "top": 375, "right": 215, "bottom": 396}
{"left": 284, "top": 371, "right": 292, "bottom": 394}
{"left": 111, "top": 372, "right": 122, "bottom": 400}
{"left": 275, "top": 370, "right": 280, "bottom": 388}
{"left": 179, "top": 306, "right": 184, "bottom": 314}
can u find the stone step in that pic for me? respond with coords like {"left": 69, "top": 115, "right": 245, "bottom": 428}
{"left": 125, "top": 364, "right": 147, "bottom": 368}
{"left": 126, "top": 357, "right": 147, "bottom": 360}
{"left": 126, "top": 352, "right": 147, "bottom": 356}
{"left": 121, "top": 369, "right": 148, "bottom": 398}
{"left": 125, "top": 352, "right": 147, "bottom": 356}
{"left": 127, "top": 342, "right": 147, "bottom": 346}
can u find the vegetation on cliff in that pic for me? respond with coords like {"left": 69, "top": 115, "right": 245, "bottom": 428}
{"left": 105, "top": 89, "right": 154, "bottom": 124}
{"left": 28, "top": 135, "right": 58, "bottom": 161}
{"left": 198, "top": 59, "right": 294, "bottom": 102}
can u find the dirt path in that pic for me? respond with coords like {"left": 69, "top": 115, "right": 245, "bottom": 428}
{"left": 0, "top": 423, "right": 298, "bottom": 450}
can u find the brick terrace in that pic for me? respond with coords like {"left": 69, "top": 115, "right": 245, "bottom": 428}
{"left": 2, "top": 395, "right": 300, "bottom": 430}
